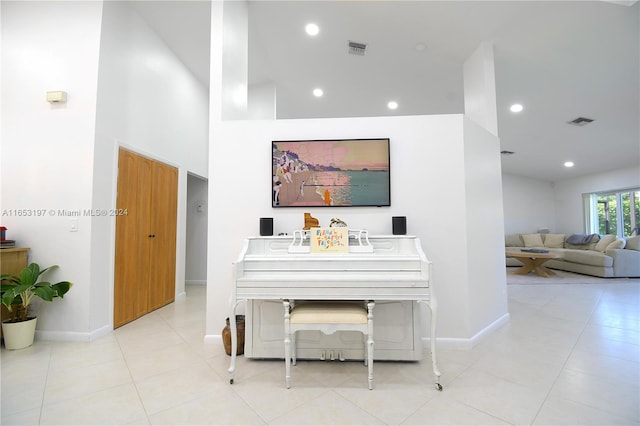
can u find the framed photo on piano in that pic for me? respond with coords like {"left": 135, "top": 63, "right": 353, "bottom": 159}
{"left": 272, "top": 138, "right": 391, "bottom": 207}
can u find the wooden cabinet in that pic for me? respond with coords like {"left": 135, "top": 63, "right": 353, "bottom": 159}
{"left": 113, "top": 149, "right": 178, "bottom": 328}
{"left": 1, "top": 248, "right": 30, "bottom": 338}
{"left": 0, "top": 247, "right": 29, "bottom": 276}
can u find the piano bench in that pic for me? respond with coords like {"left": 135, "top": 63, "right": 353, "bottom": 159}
{"left": 283, "top": 300, "right": 375, "bottom": 390}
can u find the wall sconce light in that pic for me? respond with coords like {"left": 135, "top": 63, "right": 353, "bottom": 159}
{"left": 46, "top": 91, "right": 67, "bottom": 104}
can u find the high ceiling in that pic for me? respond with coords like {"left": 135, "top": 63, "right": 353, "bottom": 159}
{"left": 134, "top": 0, "right": 639, "bottom": 183}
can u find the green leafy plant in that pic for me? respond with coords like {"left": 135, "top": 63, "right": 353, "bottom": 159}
{"left": 1, "top": 263, "right": 72, "bottom": 323}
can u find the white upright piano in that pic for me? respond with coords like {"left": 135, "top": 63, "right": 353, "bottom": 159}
{"left": 228, "top": 232, "right": 441, "bottom": 390}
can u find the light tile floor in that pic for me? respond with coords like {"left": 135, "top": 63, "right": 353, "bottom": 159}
{"left": 2, "top": 273, "right": 639, "bottom": 425}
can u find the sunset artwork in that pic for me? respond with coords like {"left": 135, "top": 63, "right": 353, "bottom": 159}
{"left": 272, "top": 139, "right": 391, "bottom": 207}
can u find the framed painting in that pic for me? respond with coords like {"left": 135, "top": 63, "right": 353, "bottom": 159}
{"left": 272, "top": 138, "right": 390, "bottom": 207}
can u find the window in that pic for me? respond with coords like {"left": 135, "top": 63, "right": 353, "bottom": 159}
{"left": 588, "top": 189, "right": 639, "bottom": 237}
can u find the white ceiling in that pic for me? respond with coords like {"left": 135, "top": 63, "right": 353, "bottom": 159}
{"left": 134, "top": 0, "right": 639, "bottom": 183}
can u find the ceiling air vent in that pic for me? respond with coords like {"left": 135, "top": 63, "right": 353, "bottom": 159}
{"left": 567, "top": 117, "right": 595, "bottom": 126}
{"left": 500, "top": 150, "right": 515, "bottom": 156}
{"left": 348, "top": 41, "right": 367, "bottom": 56}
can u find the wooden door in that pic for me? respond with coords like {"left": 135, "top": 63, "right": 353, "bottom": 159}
{"left": 114, "top": 150, "right": 149, "bottom": 327}
{"left": 114, "top": 148, "right": 177, "bottom": 328}
{"left": 148, "top": 160, "right": 178, "bottom": 311}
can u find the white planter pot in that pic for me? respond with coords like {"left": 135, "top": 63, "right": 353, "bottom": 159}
{"left": 2, "top": 317, "right": 37, "bottom": 350}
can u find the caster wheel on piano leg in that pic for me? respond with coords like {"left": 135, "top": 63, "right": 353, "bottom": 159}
{"left": 230, "top": 379, "right": 234, "bottom": 385}
{"left": 435, "top": 383, "right": 443, "bottom": 391}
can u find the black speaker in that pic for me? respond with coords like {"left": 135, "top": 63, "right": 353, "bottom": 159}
{"left": 392, "top": 216, "right": 406, "bottom": 235}
{"left": 260, "top": 217, "right": 273, "bottom": 236}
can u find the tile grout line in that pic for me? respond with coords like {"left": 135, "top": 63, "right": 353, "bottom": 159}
{"left": 37, "top": 344, "right": 54, "bottom": 426}
{"left": 529, "top": 284, "right": 606, "bottom": 424}
{"left": 113, "top": 327, "right": 153, "bottom": 425}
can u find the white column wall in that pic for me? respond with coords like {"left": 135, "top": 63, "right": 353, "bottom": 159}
{"left": 464, "top": 118, "right": 509, "bottom": 339}
{"left": 221, "top": 0, "right": 249, "bottom": 120}
{"left": 463, "top": 42, "right": 499, "bottom": 137}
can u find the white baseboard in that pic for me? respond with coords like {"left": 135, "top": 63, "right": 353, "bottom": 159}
{"left": 421, "top": 313, "right": 510, "bottom": 350}
{"left": 186, "top": 280, "right": 206, "bottom": 286}
{"left": 35, "top": 324, "right": 112, "bottom": 343}
{"left": 469, "top": 313, "right": 510, "bottom": 347}
{"left": 204, "top": 334, "right": 222, "bottom": 345}
{"left": 32, "top": 314, "right": 511, "bottom": 350}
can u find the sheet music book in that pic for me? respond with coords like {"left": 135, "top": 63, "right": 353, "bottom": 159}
{"left": 310, "top": 227, "right": 348, "bottom": 253}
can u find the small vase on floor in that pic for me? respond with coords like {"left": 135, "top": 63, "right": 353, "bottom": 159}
{"left": 222, "top": 315, "right": 245, "bottom": 356}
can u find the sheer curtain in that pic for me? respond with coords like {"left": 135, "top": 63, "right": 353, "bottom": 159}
{"left": 582, "top": 193, "right": 596, "bottom": 234}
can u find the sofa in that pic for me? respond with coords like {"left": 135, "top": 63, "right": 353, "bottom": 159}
{"left": 505, "top": 233, "right": 640, "bottom": 278}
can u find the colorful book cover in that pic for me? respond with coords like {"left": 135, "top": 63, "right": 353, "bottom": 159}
{"left": 310, "top": 227, "right": 348, "bottom": 253}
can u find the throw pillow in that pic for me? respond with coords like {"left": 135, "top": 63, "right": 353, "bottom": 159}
{"left": 565, "top": 234, "right": 601, "bottom": 250}
{"left": 522, "top": 233, "right": 544, "bottom": 247}
{"left": 505, "top": 234, "right": 524, "bottom": 247}
{"left": 595, "top": 234, "right": 617, "bottom": 252}
{"left": 625, "top": 236, "right": 640, "bottom": 251}
{"left": 606, "top": 239, "right": 626, "bottom": 250}
{"left": 543, "top": 234, "right": 565, "bottom": 248}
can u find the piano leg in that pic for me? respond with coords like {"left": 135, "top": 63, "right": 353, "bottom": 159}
{"left": 283, "top": 300, "right": 292, "bottom": 389}
{"left": 419, "top": 299, "right": 443, "bottom": 391}
{"left": 366, "top": 301, "right": 375, "bottom": 391}
{"left": 228, "top": 298, "right": 243, "bottom": 384}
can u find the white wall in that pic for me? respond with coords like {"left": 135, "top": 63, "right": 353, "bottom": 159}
{"left": 221, "top": 0, "right": 249, "bottom": 120}
{"left": 463, "top": 118, "right": 508, "bottom": 338}
{"left": 186, "top": 175, "right": 208, "bottom": 285}
{"left": 96, "top": 2, "right": 209, "bottom": 178}
{"left": 248, "top": 81, "right": 276, "bottom": 120}
{"left": 502, "top": 173, "right": 556, "bottom": 234}
{"left": 206, "top": 115, "right": 508, "bottom": 344}
{"left": 554, "top": 166, "right": 640, "bottom": 234}
{"left": 92, "top": 1, "right": 210, "bottom": 332}
{"left": 0, "top": 1, "right": 210, "bottom": 340}
{"left": 502, "top": 167, "right": 640, "bottom": 237}
{"left": 207, "top": 1, "right": 507, "bottom": 346}
{"left": 1, "top": 1, "right": 103, "bottom": 335}
{"left": 463, "top": 42, "right": 498, "bottom": 137}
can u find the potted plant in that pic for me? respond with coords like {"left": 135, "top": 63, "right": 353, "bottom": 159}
{"left": 1, "top": 263, "right": 72, "bottom": 349}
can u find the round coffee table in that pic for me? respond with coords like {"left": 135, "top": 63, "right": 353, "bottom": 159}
{"left": 506, "top": 250, "right": 563, "bottom": 278}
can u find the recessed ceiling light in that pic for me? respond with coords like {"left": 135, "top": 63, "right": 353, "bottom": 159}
{"left": 564, "top": 161, "right": 574, "bottom": 168}
{"left": 387, "top": 101, "right": 398, "bottom": 110}
{"left": 415, "top": 42, "right": 427, "bottom": 51}
{"left": 510, "top": 104, "right": 523, "bottom": 113}
{"left": 312, "top": 88, "right": 323, "bottom": 97}
{"left": 305, "top": 23, "right": 319, "bottom": 36}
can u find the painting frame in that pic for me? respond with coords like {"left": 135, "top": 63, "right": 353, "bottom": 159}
{"left": 272, "top": 138, "right": 391, "bottom": 208}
